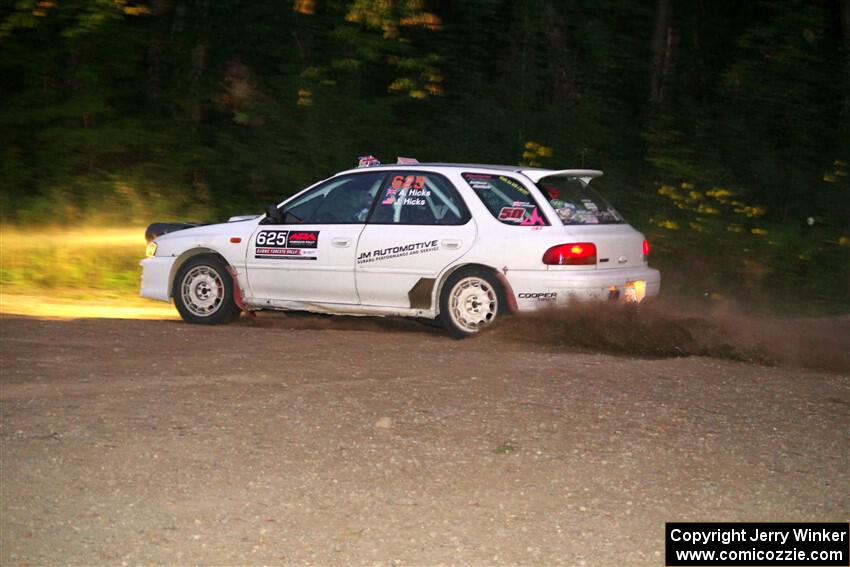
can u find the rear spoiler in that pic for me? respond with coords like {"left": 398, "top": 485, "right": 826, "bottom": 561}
{"left": 521, "top": 169, "right": 603, "bottom": 184}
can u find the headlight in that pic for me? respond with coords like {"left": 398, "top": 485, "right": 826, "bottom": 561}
{"left": 145, "top": 241, "right": 158, "bottom": 257}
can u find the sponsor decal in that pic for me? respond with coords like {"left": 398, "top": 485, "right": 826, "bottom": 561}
{"left": 469, "top": 181, "right": 493, "bottom": 191}
{"left": 287, "top": 231, "right": 319, "bottom": 248}
{"left": 498, "top": 175, "right": 530, "bottom": 195}
{"left": 255, "top": 230, "right": 320, "bottom": 260}
{"left": 581, "top": 198, "right": 599, "bottom": 212}
{"left": 498, "top": 206, "right": 526, "bottom": 222}
{"left": 357, "top": 239, "right": 440, "bottom": 264}
{"left": 518, "top": 292, "right": 558, "bottom": 301}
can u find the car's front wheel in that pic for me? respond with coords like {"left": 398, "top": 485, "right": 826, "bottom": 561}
{"left": 172, "top": 254, "right": 240, "bottom": 324}
{"left": 439, "top": 268, "right": 506, "bottom": 338}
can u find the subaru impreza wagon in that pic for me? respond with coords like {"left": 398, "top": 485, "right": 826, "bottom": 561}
{"left": 140, "top": 159, "right": 660, "bottom": 336}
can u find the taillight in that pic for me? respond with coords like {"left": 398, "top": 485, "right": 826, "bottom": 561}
{"left": 542, "top": 243, "right": 597, "bottom": 265}
{"left": 642, "top": 239, "right": 650, "bottom": 257}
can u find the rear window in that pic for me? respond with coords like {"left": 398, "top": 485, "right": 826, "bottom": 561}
{"left": 536, "top": 177, "right": 625, "bottom": 225}
{"left": 461, "top": 173, "right": 548, "bottom": 226}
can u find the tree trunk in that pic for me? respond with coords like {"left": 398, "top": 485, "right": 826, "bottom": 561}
{"left": 543, "top": 0, "right": 577, "bottom": 105}
{"left": 650, "top": 0, "right": 673, "bottom": 107}
{"left": 841, "top": 0, "right": 850, "bottom": 130}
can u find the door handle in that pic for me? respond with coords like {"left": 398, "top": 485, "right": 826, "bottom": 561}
{"left": 332, "top": 237, "right": 352, "bottom": 248}
{"left": 441, "top": 239, "right": 462, "bottom": 250}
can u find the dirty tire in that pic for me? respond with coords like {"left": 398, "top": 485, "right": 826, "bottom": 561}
{"left": 439, "top": 268, "right": 506, "bottom": 338}
{"left": 172, "top": 254, "right": 240, "bottom": 325}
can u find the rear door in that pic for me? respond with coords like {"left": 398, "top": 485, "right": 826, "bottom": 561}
{"left": 355, "top": 171, "right": 476, "bottom": 309}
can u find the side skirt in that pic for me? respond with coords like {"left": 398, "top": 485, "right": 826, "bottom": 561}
{"left": 243, "top": 297, "right": 438, "bottom": 319}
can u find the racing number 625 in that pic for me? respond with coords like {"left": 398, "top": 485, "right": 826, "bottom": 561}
{"left": 391, "top": 175, "right": 425, "bottom": 190}
{"left": 256, "top": 231, "right": 287, "bottom": 246}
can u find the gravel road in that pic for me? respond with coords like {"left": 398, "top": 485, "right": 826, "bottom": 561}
{"left": 1, "top": 313, "right": 848, "bottom": 566}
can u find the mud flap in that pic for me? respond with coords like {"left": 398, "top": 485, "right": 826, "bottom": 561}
{"left": 495, "top": 272, "right": 518, "bottom": 313}
{"left": 226, "top": 265, "right": 256, "bottom": 317}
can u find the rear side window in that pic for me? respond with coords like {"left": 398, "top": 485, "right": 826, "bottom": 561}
{"left": 461, "top": 173, "right": 548, "bottom": 226}
{"left": 368, "top": 172, "right": 470, "bottom": 225}
{"left": 536, "top": 176, "right": 624, "bottom": 225}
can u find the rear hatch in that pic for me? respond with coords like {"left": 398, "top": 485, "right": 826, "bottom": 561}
{"left": 534, "top": 173, "right": 645, "bottom": 269}
{"left": 562, "top": 224, "right": 646, "bottom": 269}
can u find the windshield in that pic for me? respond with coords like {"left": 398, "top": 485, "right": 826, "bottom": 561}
{"left": 535, "top": 176, "right": 624, "bottom": 225}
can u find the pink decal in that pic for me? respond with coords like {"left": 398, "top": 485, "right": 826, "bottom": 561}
{"left": 520, "top": 207, "right": 546, "bottom": 226}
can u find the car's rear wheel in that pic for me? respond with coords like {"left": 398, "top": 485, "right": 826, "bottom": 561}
{"left": 173, "top": 254, "right": 240, "bottom": 324}
{"left": 439, "top": 268, "right": 505, "bottom": 338}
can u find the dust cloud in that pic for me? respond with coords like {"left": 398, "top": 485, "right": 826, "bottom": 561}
{"left": 236, "top": 299, "right": 849, "bottom": 373}
{"left": 484, "top": 299, "right": 850, "bottom": 374}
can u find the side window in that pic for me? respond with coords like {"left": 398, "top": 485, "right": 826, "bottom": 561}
{"left": 278, "top": 172, "right": 385, "bottom": 224}
{"left": 368, "top": 172, "right": 470, "bottom": 225}
{"left": 462, "top": 173, "right": 549, "bottom": 226}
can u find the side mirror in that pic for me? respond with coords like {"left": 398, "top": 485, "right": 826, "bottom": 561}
{"left": 265, "top": 204, "right": 281, "bottom": 224}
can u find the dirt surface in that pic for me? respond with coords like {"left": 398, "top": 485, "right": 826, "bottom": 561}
{"left": 1, "top": 312, "right": 848, "bottom": 566}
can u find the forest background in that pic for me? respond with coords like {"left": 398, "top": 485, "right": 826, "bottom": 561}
{"left": 1, "top": 0, "right": 848, "bottom": 314}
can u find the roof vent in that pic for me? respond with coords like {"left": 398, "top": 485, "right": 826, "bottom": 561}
{"left": 396, "top": 156, "right": 419, "bottom": 165}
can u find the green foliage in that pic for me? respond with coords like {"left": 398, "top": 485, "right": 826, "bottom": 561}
{"left": 0, "top": 228, "right": 145, "bottom": 294}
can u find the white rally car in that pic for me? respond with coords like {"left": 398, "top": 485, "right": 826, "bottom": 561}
{"left": 141, "top": 159, "right": 660, "bottom": 336}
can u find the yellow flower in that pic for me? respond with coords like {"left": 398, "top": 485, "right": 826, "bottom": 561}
{"left": 706, "top": 188, "right": 733, "bottom": 199}
{"left": 838, "top": 236, "right": 849, "bottom": 247}
{"left": 123, "top": 5, "right": 151, "bottom": 15}
{"left": 696, "top": 204, "right": 719, "bottom": 215}
{"left": 388, "top": 78, "right": 413, "bottom": 93}
{"left": 297, "top": 89, "right": 313, "bottom": 107}
{"left": 681, "top": 182, "right": 695, "bottom": 190}
{"left": 751, "top": 228, "right": 768, "bottom": 236}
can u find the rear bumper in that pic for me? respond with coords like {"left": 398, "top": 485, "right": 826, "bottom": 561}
{"left": 506, "top": 265, "right": 661, "bottom": 310}
{"left": 140, "top": 256, "right": 176, "bottom": 302}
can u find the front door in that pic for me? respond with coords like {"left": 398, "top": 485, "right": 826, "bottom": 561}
{"left": 246, "top": 171, "right": 386, "bottom": 304}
